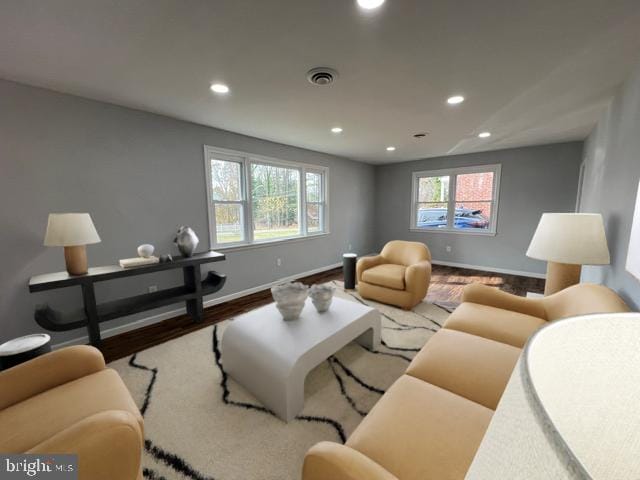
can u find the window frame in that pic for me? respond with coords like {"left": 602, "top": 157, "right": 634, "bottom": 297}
{"left": 204, "top": 145, "right": 329, "bottom": 250}
{"left": 410, "top": 164, "right": 501, "bottom": 236}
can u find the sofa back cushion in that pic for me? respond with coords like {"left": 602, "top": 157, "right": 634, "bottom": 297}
{"left": 381, "top": 240, "right": 431, "bottom": 266}
{"left": 406, "top": 329, "right": 521, "bottom": 410}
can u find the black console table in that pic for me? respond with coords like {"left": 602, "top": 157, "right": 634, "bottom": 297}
{"left": 28, "top": 251, "right": 226, "bottom": 346}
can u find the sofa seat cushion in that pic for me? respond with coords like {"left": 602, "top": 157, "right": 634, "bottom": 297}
{"left": 346, "top": 375, "right": 492, "bottom": 480}
{"left": 0, "top": 369, "right": 142, "bottom": 452}
{"left": 443, "top": 302, "right": 546, "bottom": 348}
{"left": 361, "top": 264, "right": 406, "bottom": 290}
{"left": 406, "top": 329, "right": 521, "bottom": 410}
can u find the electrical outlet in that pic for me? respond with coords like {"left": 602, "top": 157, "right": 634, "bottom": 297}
{"left": 276, "top": 258, "right": 282, "bottom": 267}
{"left": 148, "top": 285, "right": 158, "bottom": 293}
{"left": 445, "top": 245, "right": 452, "bottom": 253}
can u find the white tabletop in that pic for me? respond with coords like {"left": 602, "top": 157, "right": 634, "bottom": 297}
{"left": 229, "top": 297, "right": 374, "bottom": 361}
{"left": 0, "top": 334, "right": 51, "bottom": 356}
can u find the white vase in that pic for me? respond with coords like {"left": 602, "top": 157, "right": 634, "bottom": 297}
{"left": 137, "top": 244, "right": 155, "bottom": 258}
{"left": 309, "top": 284, "right": 335, "bottom": 313}
{"left": 271, "top": 282, "right": 308, "bottom": 321}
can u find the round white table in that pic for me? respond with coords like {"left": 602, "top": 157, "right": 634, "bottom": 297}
{"left": 0, "top": 333, "right": 51, "bottom": 370}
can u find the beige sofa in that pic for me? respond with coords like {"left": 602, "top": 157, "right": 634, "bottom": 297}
{"left": 302, "top": 283, "right": 629, "bottom": 480}
{"left": 357, "top": 240, "right": 431, "bottom": 310}
{"left": 0, "top": 346, "right": 143, "bottom": 480}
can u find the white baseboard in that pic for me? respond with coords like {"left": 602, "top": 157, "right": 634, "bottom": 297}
{"left": 431, "top": 259, "right": 546, "bottom": 279}
{"left": 51, "top": 261, "right": 343, "bottom": 350}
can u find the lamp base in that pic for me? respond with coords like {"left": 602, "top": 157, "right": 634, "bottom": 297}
{"left": 64, "top": 245, "right": 88, "bottom": 276}
{"left": 544, "top": 262, "right": 581, "bottom": 296}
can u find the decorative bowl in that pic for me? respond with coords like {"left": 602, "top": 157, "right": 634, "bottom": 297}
{"left": 271, "top": 282, "right": 308, "bottom": 321}
{"left": 137, "top": 244, "right": 155, "bottom": 258}
{"left": 309, "top": 284, "right": 335, "bottom": 313}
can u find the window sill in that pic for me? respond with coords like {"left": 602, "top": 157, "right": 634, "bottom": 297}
{"left": 213, "top": 232, "right": 331, "bottom": 252}
{"left": 409, "top": 228, "right": 497, "bottom": 237}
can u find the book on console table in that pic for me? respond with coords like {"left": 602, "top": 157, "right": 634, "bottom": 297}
{"left": 119, "top": 256, "right": 160, "bottom": 268}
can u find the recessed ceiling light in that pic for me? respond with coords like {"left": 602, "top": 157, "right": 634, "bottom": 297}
{"left": 357, "top": 0, "right": 385, "bottom": 9}
{"left": 478, "top": 132, "right": 491, "bottom": 138}
{"left": 447, "top": 95, "right": 465, "bottom": 105}
{"left": 331, "top": 127, "right": 343, "bottom": 133}
{"left": 386, "top": 146, "right": 396, "bottom": 152}
{"left": 210, "top": 83, "right": 230, "bottom": 94}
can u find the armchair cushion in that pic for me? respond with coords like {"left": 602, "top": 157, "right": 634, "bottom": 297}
{"left": 0, "top": 368, "right": 143, "bottom": 452}
{"left": 443, "top": 302, "right": 546, "bottom": 348}
{"left": 362, "top": 264, "right": 406, "bottom": 290}
{"left": 356, "top": 255, "right": 385, "bottom": 282}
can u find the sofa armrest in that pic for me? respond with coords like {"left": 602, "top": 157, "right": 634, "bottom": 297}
{"left": 405, "top": 260, "right": 432, "bottom": 301}
{"left": 28, "top": 410, "right": 142, "bottom": 480}
{"left": 0, "top": 346, "right": 106, "bottom": 410}
{"left": 303, "top": 442, "right": 398, "bottom": 480}
{"left": 461, "top": 284, "right": 547, "bottom": 319}
{"left": 356, "top": 255, "right": 384, "bottom": 282}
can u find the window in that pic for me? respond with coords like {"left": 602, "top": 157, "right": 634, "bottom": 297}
{"left": 205, "top": 146, "right": 328, "bottom": 248}
{"left": 306, "top": 171, "right": 324, "bottom": 233}
{"left": 251, "top": 163, "right": 301, "bottom": 241}
{"left": 210, "top": 157, "right": 245, "bottom": 244}
{"left": 411, "top": 164, "right": 501, "bottom": 234}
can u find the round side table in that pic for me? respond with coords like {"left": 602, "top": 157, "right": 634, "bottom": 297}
{"left": 343, "top": 253, "right": 357, "bottom": 290}
{"left": 0, "top": 334, "right": 51, "bottom": 371}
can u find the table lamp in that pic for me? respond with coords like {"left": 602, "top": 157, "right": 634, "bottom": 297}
{"left": 526, "top": 213, "right": 610, "bottom": 295}
{"left": 44, "top": 213, "right": 101, "bottom": 275}
{"left": 466, "top": 312, "right": 640, "bottom": 479}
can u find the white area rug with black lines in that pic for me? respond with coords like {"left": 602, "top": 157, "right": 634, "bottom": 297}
{"left": 110, "top": 282, "right": 450, "bottom": 480}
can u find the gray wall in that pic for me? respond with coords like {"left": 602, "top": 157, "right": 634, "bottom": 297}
{"left": 579, "top": 63, "right": 640, "bottom": 310}
{"left": 374, "top": 143, "right": 584, "bottom": 275}
{"left": 0, "top": 79, "right": 376, "bottom": 345}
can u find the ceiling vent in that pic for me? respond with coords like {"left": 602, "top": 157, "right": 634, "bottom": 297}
{"left": 307, "top": 67, "right": 338, "bottom": 86}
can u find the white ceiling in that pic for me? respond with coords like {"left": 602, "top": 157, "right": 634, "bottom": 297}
{"left": 1, "top": 0, "right": 639, "bottom": 164}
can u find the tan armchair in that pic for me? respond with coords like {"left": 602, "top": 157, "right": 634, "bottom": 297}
{"left": 0, "top": 346, "right": 143, "bottom": 480}
{"left": 357, "top": 240, "right": 431, "bottom": 310}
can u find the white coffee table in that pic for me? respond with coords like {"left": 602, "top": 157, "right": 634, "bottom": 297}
{"left": 221, "top": 296, "right": 380, "bottom": 422}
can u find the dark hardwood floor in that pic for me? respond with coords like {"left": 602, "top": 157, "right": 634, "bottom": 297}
{"left": 427, "top": 265, "right": 544, "bottom": 311}
{"left": 101, "top": 265, "right": 544, "bottom": 362}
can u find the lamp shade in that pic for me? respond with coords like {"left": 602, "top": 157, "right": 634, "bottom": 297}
{"left": 44, "top": 213, "right": 101, "bottom": 247}
{"left": 626, "top": 180, "right": 640, "bottom": 280}
{"left": 526, "top": 213, "right": 610, "bottom": 265}
{"left": 466, "top": 313, "right": 640, "bottom": 479}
